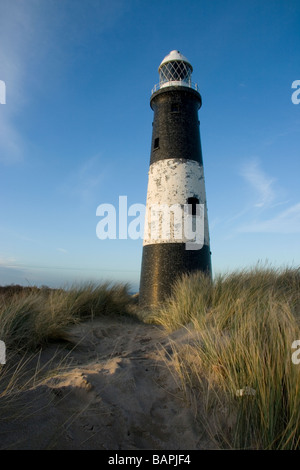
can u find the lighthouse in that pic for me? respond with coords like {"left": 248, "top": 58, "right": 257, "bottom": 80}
{"left": 139, "top": 50, "right": 212, "bottom": 307}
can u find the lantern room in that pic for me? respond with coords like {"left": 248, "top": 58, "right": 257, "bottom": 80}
{"left": 158, "top": 50, "right": 193, "bottom": 89}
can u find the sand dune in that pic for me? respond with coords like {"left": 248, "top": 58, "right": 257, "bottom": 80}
{"left": 0, "top": 316, "right": 213, "bottom": 450}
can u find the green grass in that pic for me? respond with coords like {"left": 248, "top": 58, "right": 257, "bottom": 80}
{"left": 149, "top": 265, "right": 300, "bottom": 449}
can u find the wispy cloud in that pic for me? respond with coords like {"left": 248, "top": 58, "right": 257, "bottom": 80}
{"left": 238, "top": 202, "right": 300, "bottom": 234}
{"left": 0, "top": 0, "right": 127, "bottom": 165}
{"left": 240, "top": 160, "right": 276, "bottom": 208}
{"left": 0, "top": 113, "right": 23, "bottom": 163}
{"left": 0, "top": 255, "right": 17, "bottom": 267}
{"left": 231, "top": 159, "right": 300, "bottom": 235}
{"left": 57, "top": 248, "right": 68, "bottom": 254}
{"left": 213, "top": 159, "right": 300, "bottom": 237}
{"left": 0, "top": 2, "right": 40, "bottom": 163}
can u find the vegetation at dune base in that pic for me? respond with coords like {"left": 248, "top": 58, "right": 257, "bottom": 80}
{"left": 0, "top": 282, "right": 134, "bottom": 351}
{"left": 148, "top": 264, "right": 300, "bottom": 450}
{"left": 0, "top": 281, "right": 137, "bottom": 438}
{"left": 0, "top": 265, "right": 300, "bottom": 450}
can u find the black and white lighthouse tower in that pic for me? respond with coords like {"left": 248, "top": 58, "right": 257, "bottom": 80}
{"left": 139, "top": 50, "right": 212, "bottom": 307}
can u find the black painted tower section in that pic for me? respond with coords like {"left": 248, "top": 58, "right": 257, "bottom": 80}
{"left": 150, "top": 87, "right": 203, "bottom": 165}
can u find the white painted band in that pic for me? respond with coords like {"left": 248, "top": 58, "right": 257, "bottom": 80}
{"left": 143, "top": 158, "right": 210, "bottom": 247}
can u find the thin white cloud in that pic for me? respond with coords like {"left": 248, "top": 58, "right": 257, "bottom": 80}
{"left": 0, "top": 2, "right": 39, "bottom": 163}
{"left": 0, "top": 1, "right": 127, "bottom": 165}
{"left": 238, "top": 202, "right": 300, "bottom": 234}
{"left": 222, "top": 159, "right": 300, "bottom": 236}
{"left": 240, "top": 160, "right": 276, "bottom": 208}
{"left": 57, "top": 248, "right": 68, "bottom": 254}
{"left": 0, "top": 255, "right": 17, "bottom": 267}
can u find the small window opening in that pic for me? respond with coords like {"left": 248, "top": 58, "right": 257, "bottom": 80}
{"left": 187, "top": 197, "right": 199, "bottom": 216}
{"left": 154, "top": 137, "right": 159, "bottom": 149}
{"left": 171, "top": 103, "right": 179, "bottom": 113}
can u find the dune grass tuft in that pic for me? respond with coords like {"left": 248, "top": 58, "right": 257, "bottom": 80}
{"left": 0, "top": 282, "right": 133, "bottom": 351}
{"left": 0, "top": 281, "right": 135, "bottom": 444}
{"left": 150, "top": 265, "right": 300, "bottom": 449}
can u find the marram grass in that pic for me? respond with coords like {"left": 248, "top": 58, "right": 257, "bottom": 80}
{"left": 150, "top": 265, "right": 300, "bottom": 449}
{"left": 0, "top": 282, "right": 134, "bottom": 436}
{"left": 1, "top": 268, "right": 300, "bottom": 449}
{"left": 0, "top": 281, "right": 133, "bottom": 350}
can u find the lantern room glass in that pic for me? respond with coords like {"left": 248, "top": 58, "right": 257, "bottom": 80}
{"left": 159, "top": 60, "right": 192, "bottom": 87}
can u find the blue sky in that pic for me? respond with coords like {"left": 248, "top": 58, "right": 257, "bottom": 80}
{"left": 0, "top": 0, "right": 299, "bottom": 292}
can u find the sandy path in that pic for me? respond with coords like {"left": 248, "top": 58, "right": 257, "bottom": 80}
{"left": 0, "top": 316, "right": 209, "bottom": 450}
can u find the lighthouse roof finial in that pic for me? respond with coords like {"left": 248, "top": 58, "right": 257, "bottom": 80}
{"left": 158, "top": 50, "right": 193, "bottom": 72}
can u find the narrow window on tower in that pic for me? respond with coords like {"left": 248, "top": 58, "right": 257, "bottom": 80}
{"left": 187, "top": 197, "right": 199, "bottom": 216}
{"left": 154, "top": 137, "right": 159, "bottom": 149}
{"left": 171, "top": 103, "right": 179, "bottom": 113}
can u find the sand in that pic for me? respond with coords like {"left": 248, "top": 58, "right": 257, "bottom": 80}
{"left": 0, "top": 315, "right": 213, "bottom": 450}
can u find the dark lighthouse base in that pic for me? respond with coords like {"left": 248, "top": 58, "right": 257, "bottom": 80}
{"left": 139, "top": 243, "right": 212, "bottom": 307}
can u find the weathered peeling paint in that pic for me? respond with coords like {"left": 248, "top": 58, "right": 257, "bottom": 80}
{"left": 143, "top": 158, "right": 210, "bottom": 246}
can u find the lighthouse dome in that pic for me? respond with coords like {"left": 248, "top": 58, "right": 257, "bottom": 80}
{"left": 159, "top": 50, "right": 193, "bottom": 71}
{"left": 158, "top": 50, "right": 193, "bottom": 90}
